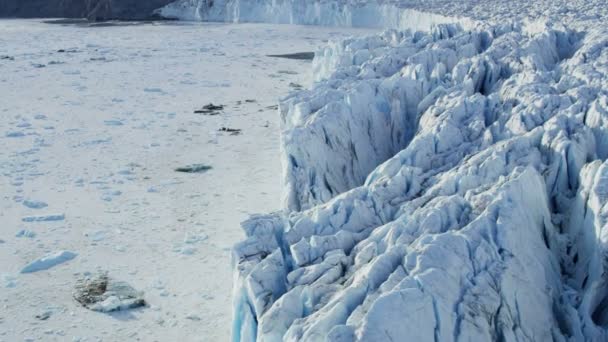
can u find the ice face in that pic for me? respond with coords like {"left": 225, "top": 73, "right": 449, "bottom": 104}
{"left": 231, "top": 19, "right": 608, "bottom": 342}
{"left": 159, "top": 0, "right": 475, "bottom": 31}
{"left": 159, "top": 0, "right": 606, "bottom": 32}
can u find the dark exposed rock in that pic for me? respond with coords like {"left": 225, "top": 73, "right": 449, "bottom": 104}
{"left": 267, "top": 52, "right": 315, "bottom": 60}
{"left": 74, "top": 272, "right": 145, "bottom": 313}
{"left": 0, "top": 0, "right": 176, "bottom": 21}
{"left": 35, "top": 311, "right": 51, "bottom": 320}
{"left": 194, "top": 103, "right": 224, "bottom": 115}
{"left": 219, "top": 127, "right": 242, "bottom": 135}
{"left": 175, "top": 164, "right": 213, "bottom": 173}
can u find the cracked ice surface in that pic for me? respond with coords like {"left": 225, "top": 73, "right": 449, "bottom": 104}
{"left": 231, "top": 17, "right": 608, "bottom": 342}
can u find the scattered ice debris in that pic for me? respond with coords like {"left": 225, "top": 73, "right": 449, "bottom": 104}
{"left": 277, "top": 70, "right": 298, "bottom": 75}
{"left": 76, "top": 137, "right": 112, "bottom": 147}
{"left": 114, "top": 245, "right": 127, "bottom": 253}
{"left": 174, "top": 245, "right": 196, "bottom": 255}
{"left": 22, "top": 214, "right": 65, "bottom": 222}
{"left": 74, "top": 273, "right": 145, "bottom": 313}
{"left": 35, "top": 311, "right": 52, "bottom": 321}
{"left": 236, "top": 99, "right": 257, "bottom": 105}
{"left": 174, "top": 164, "right": 212, "bottom": 173}
{"left": 84, "top": 230, "right": 108, "bottom": 242}
{"left": 183, "top": 232, "right": 208, "bottom": 245}
{"left": 194, "top": 103, "right": 224, "bottom": 115}
{"left": 173, "top": 232, "right": 208, "bottom": 255}
{"left": 21, "top": 250, "right": 77, "bottom": 273}
{"left": 22, "top": 200, "right": 48, "bottom": 209}
{"left": 101, "top": 190, "right": 122, "bottom": 202}
{"left": 143, "top": 87, "right": 164, "bottom": 93}
{"left": 267, "top": 52, "right": 314, "bottom": 60}
{"left": 5, "top": 131, "right": 25, "bottom": 138}
{"left": 15, "top": 229, "right": 36, "bottom": 238}
{"left": 185, "top": 313, "right": 202, "bottom": 321}
{"left": 103, "top": 120, "right": 124, "bottom": 126}
{"left": 219, "top": 127, "right": 242, "bottom": 135}
{"left": 2, "top": 274, "right": 17, "bottom": 288}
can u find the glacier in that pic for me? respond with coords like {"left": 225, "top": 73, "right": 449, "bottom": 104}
{"left": 154, "top": 0, "right": 608, "bottom": 341}
{"left": 158, "top": 0, "right": 606, "bottom": 30}
{"left": 159, "top": 0, "right": 475, "bottom": 31}
{"left": 225, "top": 10, "right": 608, "bottom": 342}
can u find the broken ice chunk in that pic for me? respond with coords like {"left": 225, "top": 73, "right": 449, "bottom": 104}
{"left": 22, "top": 214, "right": 65, "bottom": 222}
{"left": 21, "top": 250, "right": 77, "bottom": 273}
{"left": 22, "top": 200, "right": 48, "bottom": 209}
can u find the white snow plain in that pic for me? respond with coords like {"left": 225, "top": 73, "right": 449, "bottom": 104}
{"left": 0, "top": 19, "right": 380, "bottom": 341}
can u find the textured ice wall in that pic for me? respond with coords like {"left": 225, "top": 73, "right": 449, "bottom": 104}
{"left": 159, "top": 0, "right": 475, "bottom": 31}
{"left": 281, "top": 24, "right": 481, "bottom": 211}
{"left": 232, "top": 21, "right": 608, "bottom": 341}
{"left": 160, "top": 0, "right": 606, "bottom": 31}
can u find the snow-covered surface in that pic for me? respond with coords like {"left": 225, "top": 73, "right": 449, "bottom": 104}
{"left": 229, "top": 5, "right": 608, "bottom": 342}
{"left": 0, "top": 19, "right": 379, "bottom": 341}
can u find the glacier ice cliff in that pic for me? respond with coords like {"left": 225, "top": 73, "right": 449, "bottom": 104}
{"left": 158, "top": 0, "right": 607, "bottom": 32}
{"left": 159, "top": 0, "right": 475, "bottom": 31}
{"left": 230, "top": 14, "right": 608, "bottom": 342}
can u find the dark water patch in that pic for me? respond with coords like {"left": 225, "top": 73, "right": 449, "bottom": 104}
{"left": 194, "top": 103, "right": 224, "bottom": 115}
{"left": 175, "top": 164, "right": 213, "bottom": 173}
{"left": 43, "top": 18, "right": 177, "bottom": 28}
{"left": 219, "top": 127, "right": 242, "bottom": 136}
{"left": 267, "top": 52, "right": 315, "bottom": 60}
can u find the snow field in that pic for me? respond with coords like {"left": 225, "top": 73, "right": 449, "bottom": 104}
{"left": 0, "top": 20, "right": 379, "bottom": 341}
